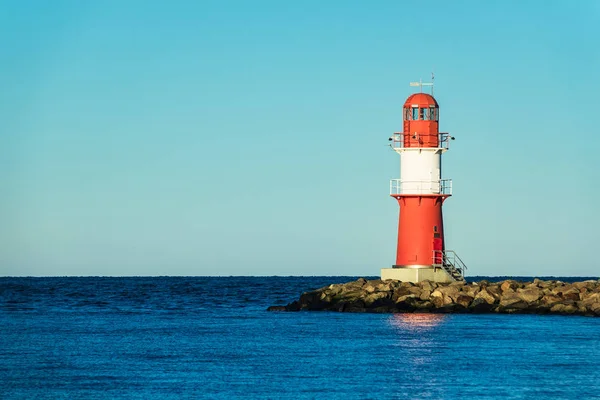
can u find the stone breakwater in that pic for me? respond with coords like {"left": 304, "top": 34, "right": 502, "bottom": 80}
{"left": 268, "top": 278, "right": 600, "bottom": 316}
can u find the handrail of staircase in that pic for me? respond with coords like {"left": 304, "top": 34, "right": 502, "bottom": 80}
{"left": 432, "top": 250, "right": 467, "bottom": 281}
{"left": 445, "top": 250, "right": 467, "bottom": 273}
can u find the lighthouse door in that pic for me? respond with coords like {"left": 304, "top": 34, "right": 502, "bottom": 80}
{"left": 432, "top": 236, "right": 443, "bottom": 265}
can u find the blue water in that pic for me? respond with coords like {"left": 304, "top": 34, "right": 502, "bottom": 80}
{"left": 1, "top": 276, "right": 600, "bottom": 399}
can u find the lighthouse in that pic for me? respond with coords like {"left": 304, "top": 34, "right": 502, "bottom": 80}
{"left": 381, "top": 81, "right": 467, "bottom": 283}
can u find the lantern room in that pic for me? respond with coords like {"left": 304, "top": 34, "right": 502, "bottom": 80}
{"left": 402, "top": 93, "right": 440, "bottom": 148}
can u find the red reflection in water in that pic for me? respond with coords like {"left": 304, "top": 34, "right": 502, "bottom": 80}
{"left": 389, "top": 313, "right": 446, "bottom": 331}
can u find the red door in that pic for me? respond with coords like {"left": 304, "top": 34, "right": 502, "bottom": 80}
{"left": 432, "top": 237, "right": 443, "bottom": 265}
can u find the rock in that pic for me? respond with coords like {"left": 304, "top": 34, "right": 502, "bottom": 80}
{"left": 462, "top": 284, "right": 481, "bottom": 297}
{"left": 456, "top": 294, "right": 474, "bottom": 308}
{"left": 419, "top": 280, "right": 436, "bottom": 292}
{"left": 551, "top": 284, "right": 568, "bottom": 296}
{"left": 394, "top": 294, "right": 418, "bottom": 302}
{"left": 343, "top": 288, "right": 372, "bottom": 298}
{"left": 364, "top": 283, "right": 377, "bottom": 293}
{"left": 413, "top": 301, "right": 435, "bottom": 312}
{"left": 517, "top": 288, "right": 542, "bottom": 303}
{"left": 499, "top": 296, "right": 528, "bottom": 308}
{"left": 392, "top": 287, "right": 412, "bottom": 301}
{"left": 408, "top": 286, "right": 423, "bottom": 296}
{"left": 419, "top": 289, "right": 432, "bottom": 301}
{"left": 470, "top": 297, "right": 495, "bottom": 312}
{"left": 580, "top": 293, "right": 600, "bottom": 306}
{"left": 364, "top": 291, "right": 390, "bottom": 306}
{"left": 430, "top": 290, "right": 445, "bottom": 308}
{"left": 474, "top": 288, "right": 496, "bottom": 305}
{"left": 550, "top": 303, "right": 578, "bottom": 314}
{"left": 394, "top": 293, "right": 421, "bottom": 311}
{"left": 267, "top": 305, "right": 287, "bottom": 311}
{"left": 486, "top": 285, "right": 502, "bottom": 298}
{"left": 541, "top": 294, "right": 563, "bottom": 306}
{"left": 437, "top": 285, "right": 462, "bottom": 302}
{"left": 573, "top": 281, "right": 597, "bottom": 290}
{"left": 285, "top": 301, "right": 301, "bottom": 311}
{"left": 500, "top": 280, "right": 519, "bottom": 292}
{"left": 561, "top": 289, "right": 581, "bottom": 302}
{"left": 437, "top": 303, "right": 462, "bottom": 313}
{"left": 589, "top": 303, "right": 600, "bottom": 316}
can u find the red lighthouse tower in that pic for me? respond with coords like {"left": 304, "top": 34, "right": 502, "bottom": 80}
{"left": 381, "top": 81, "right": 467, "bottom": 283}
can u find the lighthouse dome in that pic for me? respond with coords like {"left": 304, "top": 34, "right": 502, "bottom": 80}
{"left": 403, "top": 93, "right": 439, "bottom": 108}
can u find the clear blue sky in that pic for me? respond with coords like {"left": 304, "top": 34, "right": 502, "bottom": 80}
{"left": 1, "top": 0, "right": 599, "bottom": 276}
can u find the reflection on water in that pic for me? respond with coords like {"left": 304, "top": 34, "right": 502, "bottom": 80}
{"left": 388, "top": 314, "right": 447, "bottom": 368}
{"left": 389, "top": 313, "right": 447, "bottom": 332}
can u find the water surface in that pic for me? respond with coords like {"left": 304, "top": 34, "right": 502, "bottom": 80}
{"left": 1, "top": 276, "right": 599, "bottom": 399}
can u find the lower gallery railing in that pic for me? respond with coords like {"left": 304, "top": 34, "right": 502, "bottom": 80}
{"left": 390, "top": 179, "right": 452, "bottom": 196}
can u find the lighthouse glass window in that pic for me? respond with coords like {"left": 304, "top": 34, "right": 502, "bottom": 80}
{"left": 430, "top": 107, "right": 438, "bottom": 121}
{"left": 418, "top": 108, "right": 432, "bottom": 120}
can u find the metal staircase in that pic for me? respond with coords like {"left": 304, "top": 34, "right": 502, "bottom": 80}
{"left": 433, "top": 250, "right": 467, "bottom": 282}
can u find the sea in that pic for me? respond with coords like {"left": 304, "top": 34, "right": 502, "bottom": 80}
{"left": 1, "top": 276, "right": 600, "bottom": 399}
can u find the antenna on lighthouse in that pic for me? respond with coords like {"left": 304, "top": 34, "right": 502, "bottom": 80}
{"left": 409, "top": 75, "right": 434, "bottom": 95}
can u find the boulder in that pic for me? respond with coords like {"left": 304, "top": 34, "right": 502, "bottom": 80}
{"left": 580, "top": 292, "right": 600, "bottom": 307}
{"left": 413, "top": 300, "right": 435, "bottom": 311}
{"left": 517, "top": 288, "right": 542, "bottom": 303}
{"left": 561, "top": 289, "right": 581, "bottom": 302}
{"left": 486, "top": 285, "right": 502, "bottom": 298}
{"left": 589, "top": 303, "right": 600, "bottom": 316}
{"left": 551, "top": 284, "right": 568, "bottom": 296}
{"left": 541, "top": 294, "right": 563, "bottom": 306}
{"left": 298, "top": 291, "right": 328, "bottom": 310}
{"left": 394, "top": 294, "right": 421, "bottom": 312}
{"left": 550, "top": 303, "right": 578, "bottom": 314}
{"left": 336, "top": 289, "right": 367, "bottom": 302}
{"left": 364, "top": 291, "right": 390, "bottom": 307}
{"left": 419, "top": 280, "right": 436, "bottom": 292}
{"left": 343, "top": 299, "right": 367, "bottom": 312}
{"left": 430, "top": 290, "right": 445, "bottom": 308}
{"left": 474, "top": 288, "right": 496, "bottom": 305}
{"left": 285, "top": 301, "right": 301, "bottom": 311}
{"left": 392, "top": 287, "right": 413, "bottom": 301}
{"left": 394, "top": 294, "right": 418, "bottom": 303}
{"left": 408, "top": 286, "right": 423, "bottom": 296}
{"left": 462, "top": 284, "right": 481, "bottom": 297}
{"left": 419, "top": 289, "right": 432, "bottom": 301}
{"left": 456, "top": 294, "right": 474, "bottom": 308}
{"left": 437, "top": 285, "right": 462, "bottom": 302}
{"left": 573, "top": 281, "right": 597, "bottom": 290}
{"left": 499, "top": 296, "right": 528, "bottom": 309}
{"left": 470, "top": 297, "right": 496, "bottom": 312}
{"left": 364, "top": 283, "right": 377, "bottom": 293}
{"left": 500, "top": 280, "right": 519, "bottom": 292}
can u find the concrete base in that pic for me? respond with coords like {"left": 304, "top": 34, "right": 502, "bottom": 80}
{"left": 381, "top": 267, "right": 453, "bottom": 283}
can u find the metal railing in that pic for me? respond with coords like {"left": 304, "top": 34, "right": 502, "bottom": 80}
{"left": 390, "top": 179, "right": 452, "bottom": 196}
{"left": 433, "top": 250, "right": 468, "bottom": 282}
{"left": 390, "top": 132, "right": 452, "bottom": 150}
